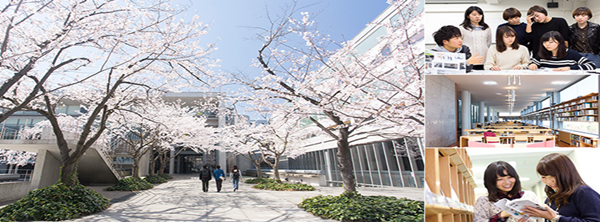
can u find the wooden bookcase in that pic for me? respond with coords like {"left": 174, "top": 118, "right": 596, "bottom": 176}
{"left": 425, "top": 148, "right": 476, "bottom": 222}
{"left": 557, "top": 130, "right": 598, "bottom": 147}
{"left": 554, "top": 93, "right": 598, "bottom": 122}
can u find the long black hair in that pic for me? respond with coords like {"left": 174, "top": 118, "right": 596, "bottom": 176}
{"left": 538, "top": 31, "right": 567, "bottom": 59}
{"left": 460, "top": 6, "right": 490, "bottom": 30}
{"left": 484, "top": 161, "right": 522, "bottom": 202}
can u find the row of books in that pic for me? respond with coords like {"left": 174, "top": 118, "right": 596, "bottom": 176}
{"left": 424, "top": 188, "right": 474, "bottom": 212}
{"left": 582, "top": 137, "right": 595, "bottom": 145}
{"left": 557, "top": 116, "right": 598, "bottom": 121}
{"left": 556, "top": 110, "right": 598, "bottom": 116}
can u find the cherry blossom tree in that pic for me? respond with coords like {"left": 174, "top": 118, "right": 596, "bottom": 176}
{"left": 1, "top": 0, "right": 217, "bottom": 186}
{"left": 217, "top": 117, "right": 266, "bottom": 179}
{"left": 235, "top": 0, "right": 423, "bottom": 191}
{"left": 253, "top": 114, "right": 315, "bottom": 182}
{"left": 108, "top": 97, "right": 214, "bottom": 178}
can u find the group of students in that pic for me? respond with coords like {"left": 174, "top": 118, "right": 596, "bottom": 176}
{"left": 432, "top": 5, "right": 599, "bottom": 72}
{"left": 198, "top": 164, "right": 241, "bottom": 192}
{"left": 474, "top": 153, "right": 600, "bottom": 222}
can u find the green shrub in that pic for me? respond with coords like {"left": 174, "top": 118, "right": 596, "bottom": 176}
{"left": 245, "top": 178, "right": 277, "bottom": 184}
{"left": 0, "top": 183, "right": 110, "bottom": 221}
{"left": 144, "top": 175, "right": 167, "bottom": 184}
{"left": 253, "top": 181, "right": 316, "bottom": 191}
{"left": 157, "top": 174, "right": 173, "bottom": 180}
{"left": 299, "top": 191, "right": 424, "bottom": 221}
{"left": 107, "top": 177, "right": 154, "bottom": 191}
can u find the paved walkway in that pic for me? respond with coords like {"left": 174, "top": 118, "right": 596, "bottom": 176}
{"left": 58, "top": 174, "right": 423, "bottom": 222}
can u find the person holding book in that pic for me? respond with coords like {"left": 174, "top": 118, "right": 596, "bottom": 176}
{"left": 528, "top": 31, "right": 596, "bottom": 71}
{"left": 522, "top": 153, "right": 600, "bottom": 222}
{"left": 474, "top": 161, "right": 543, "bottom": 222}
{"left": 484, "top": 26, "right": 530, "bottom": 70}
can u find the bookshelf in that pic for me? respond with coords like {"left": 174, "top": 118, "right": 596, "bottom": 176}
{"left": 557, "top": 130, "right": 598, "bottom": 147}
{"left": 425, "top": 148, "right": 476, "bottom": 222}
{"left": 554, "top": 93, "right": 599, "bottom": 122}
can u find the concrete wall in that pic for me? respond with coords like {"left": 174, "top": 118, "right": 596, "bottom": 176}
{"left": 32, "top": 149, "right": 61, "bottom": 189}
{"left": 0, "top": 149, "right": 61, "bottom": 202}
{"left": 425, "top": 75, "right": 457, "bottom": 147}
{"left": 425, "top": 0, "right": 594, "bottom": 49}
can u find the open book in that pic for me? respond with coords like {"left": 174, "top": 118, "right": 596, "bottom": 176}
{"left": 494, "top": 198, "right": 546, "bottom": 220}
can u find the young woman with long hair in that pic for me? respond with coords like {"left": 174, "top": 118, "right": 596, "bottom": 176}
{"left": 484, "top": 26, "right": 530, "bottom": 70}
{"left": 528, "top": 31, "right": 595, "bottom": 71}
{"left": 522, "top": 153, "right": 600, "bottom": 222}
{"left": 473, "top": 161, "right": 543, "bottom": 222}
{"left": 458, "top": 6, "right": 491, "bottom": 70}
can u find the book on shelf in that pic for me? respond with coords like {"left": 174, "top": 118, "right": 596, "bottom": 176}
{"left": 494, "top": 198, "right": 546, "bottom": 220}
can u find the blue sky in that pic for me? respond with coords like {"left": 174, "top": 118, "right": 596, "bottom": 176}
{"left": 173, "top": 0, "right": 391, "bottom": 119}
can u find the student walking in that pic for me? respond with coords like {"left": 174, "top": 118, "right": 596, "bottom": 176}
{"left": 231, "top": 165, "right": 242, "bottom": 192}
{"left": 213, "top": 165, "right": 225, "bottom": 192}
{"left": 199, "top": 165, "right": 212, "bottom": 192}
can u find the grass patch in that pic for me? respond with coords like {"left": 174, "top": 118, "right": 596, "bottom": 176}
{"left": 299, "top": 191, "right": 423, "bottom": 221}
{"left": 144, "top": 175, "right": 167, "bottom": 184}
{"left": 106, "top": 177, "right": 154, "bottom": 191}
{"left": 252, "top": 181, "right": 316, "bottom": 191}
{"left": 157, "top": 174, "right": 173, "bottom": 180}
{"left": 0, "top": 183, "right": 110, "bottom": 221}
{"left": 245, "top": 178, "right": 278, "bottom": 184}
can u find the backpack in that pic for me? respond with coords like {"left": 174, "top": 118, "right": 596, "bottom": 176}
{"left": 232, "top": 170, "right": 240, "bottom": 180}
{"left": 201, "top": 168, "right": 211, "bottom": 180}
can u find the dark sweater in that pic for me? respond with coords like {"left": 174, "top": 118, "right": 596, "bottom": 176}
{"left": 525, "top": 17, "right": 571, "bottom": 55}
{"left": 547, "top": 185, "right": 600, "bottom": 222}
{"left": 498, "top": 22, "right": 529, "bottom": 49}
{"left": 530, "top": 49, "right": 595, "bottom": 70}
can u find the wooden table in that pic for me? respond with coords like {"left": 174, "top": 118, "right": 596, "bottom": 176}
{"left": 460, "top": 134, "right": 555, "bottom": 147}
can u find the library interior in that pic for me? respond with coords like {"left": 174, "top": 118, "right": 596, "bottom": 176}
{"left": 426, "top": 74, "right": 599, "bottom": 148}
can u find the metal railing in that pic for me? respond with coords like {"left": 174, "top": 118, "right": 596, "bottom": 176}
{"left": 0, "top": 125, "right": 126, "bottom": 180}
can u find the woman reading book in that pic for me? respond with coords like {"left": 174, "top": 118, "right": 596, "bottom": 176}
{"left": 473, "top": 161, "right": 543, "bottom": 222}
{"left": 522, "top": 153, "right": 600, "bottom": 222}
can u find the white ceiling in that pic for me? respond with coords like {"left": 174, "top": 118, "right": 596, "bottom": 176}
{"left": 442, "top": 74, "right": 590, "bottom": 113}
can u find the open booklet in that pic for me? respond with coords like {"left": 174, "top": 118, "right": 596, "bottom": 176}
{"left": 494, "top": 198, "right": 546, "bottom": 220}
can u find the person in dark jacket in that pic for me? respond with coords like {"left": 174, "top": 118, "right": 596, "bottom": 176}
{"left": 431, "top": 25, "right": 484, "bottom": 72}
{"left": 568, "top": 7, "right": 600, "bottom": 68}
{"left": 497, "top": 7, "right": 530, "bottom": 51}
{"left": 199, "top": 165, "right": 212, "bottom": 192}
{"left": 525, "top": 5, "right": 571, "bottom": 55}
{"left": 522, "top": 153, "right": 600, "bottom": 221}
{"left": 213, "top": 165, "right": 225, "bottom": 192}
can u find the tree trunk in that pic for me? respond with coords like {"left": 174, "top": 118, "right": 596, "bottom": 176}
{"left": 60, "top": 159, "right": 79, "bottom": 186}
{"left": 132, "top": 154, "right": 140, "bottom": 178}
{"left": 273, "top": 156, "right": 281, "bottom": 182}
{"left": 253, "top": 161, "right": 262, "bottom": 179}
{"left": 149, "top": 150, "right": 156, "bottom": 176}
{"left": 158, "top": 152, "right": 168, "bottom": 174}
{"left": 336, "top": 127, "right": 355, "bottom": 192}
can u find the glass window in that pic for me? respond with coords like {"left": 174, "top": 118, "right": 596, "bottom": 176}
{"left": 354, "top": 27, "right": 387, "bottom": 55}
{"left": 559, "top": 75, "right": 599, "bottom": 134}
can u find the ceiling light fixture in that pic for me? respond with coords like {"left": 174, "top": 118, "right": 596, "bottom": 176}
{"left": 483, "top": 81, "right": 498, "bottom": 85}
{"left": 551, "top": 81, "right": 570, "bottom": 85}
